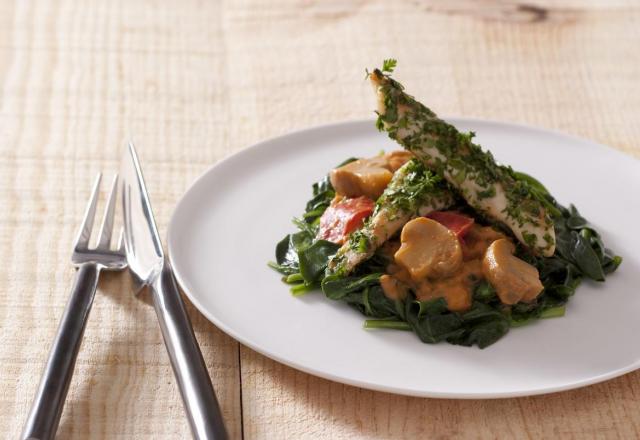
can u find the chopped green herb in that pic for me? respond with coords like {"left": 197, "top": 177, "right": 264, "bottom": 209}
{"left": 382, "top": 58, "right": 397, "bottom": 73}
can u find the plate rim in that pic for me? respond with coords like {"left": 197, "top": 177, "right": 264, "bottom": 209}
{"left": 167, "top": 117, "right": 640, "bottom": 399}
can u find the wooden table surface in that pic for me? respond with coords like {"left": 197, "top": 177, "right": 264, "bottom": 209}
{"left": 2, "top": 0, "right": 639, "bottom": 438}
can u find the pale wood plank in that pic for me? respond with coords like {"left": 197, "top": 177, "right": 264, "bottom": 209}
{"left": 235, "top": 0, "right": 640, "bottom": 439}
{"left": 1, "top": 0, "right": 640, "bottom": 438}
{"left": 0, "top": 0, "right": 242, "bottom": 438}
{"left": 242, "top": 346, "right": 640, "bottom": 439}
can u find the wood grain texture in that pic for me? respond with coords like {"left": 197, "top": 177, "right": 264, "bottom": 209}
{"left": 0, "top": 0, "right": 639, "bottom": 439}
{"left": 0, "top": 0, "right": 242, "bottom": 438}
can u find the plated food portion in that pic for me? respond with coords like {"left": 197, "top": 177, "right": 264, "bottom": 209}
{"left": 270, "top": 61, "right": 621, "bottom": 348}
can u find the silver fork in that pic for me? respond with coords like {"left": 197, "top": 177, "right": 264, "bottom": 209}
{"left": 22, "top": 174, "right": 127, "bottom": 440}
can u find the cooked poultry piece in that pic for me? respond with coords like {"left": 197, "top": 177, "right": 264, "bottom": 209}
{"left": 369, "top": 68, "right": 556, "bottom": 256}
{"left": 327, "top": 159, "right": 455, "bottom": 275}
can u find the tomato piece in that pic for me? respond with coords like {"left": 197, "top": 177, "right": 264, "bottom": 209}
{"left": 318, "top": 196, "right": 375, "bottom": 244}
{"left": 426, "top": 211, "right": 475, "bottom": 238}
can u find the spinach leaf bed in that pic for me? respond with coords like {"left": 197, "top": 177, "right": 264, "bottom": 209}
{"left": 269, "top": 159, "right": 621, "bottom": 349}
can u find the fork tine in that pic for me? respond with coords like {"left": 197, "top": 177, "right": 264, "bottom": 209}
{"left": 74, "top": 173, "right": 102, "bottom": 249}
{"left": 97, "top": 174, "right": 119, "bottom": 249}
{"left": 117, "top": 227, "right": 124, "bottom": 252}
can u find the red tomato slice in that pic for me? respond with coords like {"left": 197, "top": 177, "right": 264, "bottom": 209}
{"left": 426, "top": 211, "right": 475, "bottom": 238}
{"left": 318, "top": 196, "right": 375, "bottom": 244}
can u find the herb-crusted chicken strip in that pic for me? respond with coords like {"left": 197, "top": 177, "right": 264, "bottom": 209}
{"left": 369, "top": 66, "right": 556, "bottom": 256}
{"left": 328, "top": 159, "right": 456, "bottom": 275}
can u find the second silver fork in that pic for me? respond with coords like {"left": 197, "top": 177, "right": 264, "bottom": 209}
{"left": 22, "top": 174, "right": 127, "bottom": 440}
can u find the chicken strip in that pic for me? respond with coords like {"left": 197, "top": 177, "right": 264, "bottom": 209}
{"left": 369, "top": 66, "right": 556, "bottom": 256}
{"left": 327, "top": 159, "right": 456, "bottom": 275}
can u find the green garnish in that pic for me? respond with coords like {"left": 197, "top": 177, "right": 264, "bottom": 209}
{"left": 371, "top": 61, "right": 560, "bottom": 255}
{"left": 382, "top": 58, "right": 397, "bottom": 73}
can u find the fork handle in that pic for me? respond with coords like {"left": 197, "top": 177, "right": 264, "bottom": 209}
{"left": 150, "top": 261, "right": 227, "bottom": 440}
{"left": 22, "top": 263, "right": 100, "bottom": 440}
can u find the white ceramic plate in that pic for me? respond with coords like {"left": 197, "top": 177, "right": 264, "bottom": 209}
{"left": 168, "top": 119, "right": 640, "bottom": 398}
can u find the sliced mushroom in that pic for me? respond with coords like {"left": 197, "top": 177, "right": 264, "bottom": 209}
{"left": 482, "top": 238, "right": 544, "bottom": 305}
{"left": 384, "top": 150, "right": 413, "bottom": 172}
{"left": 330, "top": 156, "right": 393, "bottom": 200}
{"left": 394, "top": 217, "right": 463, "bottom": 281}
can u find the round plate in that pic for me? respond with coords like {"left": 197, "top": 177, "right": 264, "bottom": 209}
{"left": 168, "top": 119, "right": 640, "bottom": 398}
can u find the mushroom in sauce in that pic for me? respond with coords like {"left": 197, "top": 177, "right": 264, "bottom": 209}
{"left": 482, "top": 238, "right": 544, "bottom": 304}
{"left": 329, "top": 151, "right": 414, "bottom": 200}
{"left": 394, "top": 217, "right": 463, "bottom": 281}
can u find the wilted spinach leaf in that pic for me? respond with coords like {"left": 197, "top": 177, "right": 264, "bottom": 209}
{"left": 270, "top": 232, "right": 308, "bottom": 275}
{"left": 456, "top": 303, "right": 510, "bottom": 348}
{"left": 573, "top": 232, "right": 605, "bottom": 281}
{"left": 405, "top": 298, "right": 465, "bottom": 344}
{"left": 321, "top": 273, "right": 382, "bottom": 300}
{"left": 299, "top": 240, "right": 340, "bottom": 283}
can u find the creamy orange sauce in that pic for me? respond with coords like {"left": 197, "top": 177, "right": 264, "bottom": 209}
{"left": 385, "top": 259, "right": 481, "bottom": 312}
{"left": 380, "top": 224, "right": 513, "bottom": 312}
{"left": 379, "top": 274, "right": 409, "bottom": 301}
{"left": 416, "top": 259, "right": 483, "bottom": 311}
{"left": 461, "top": 224, "right": 506, "bottom": 260}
